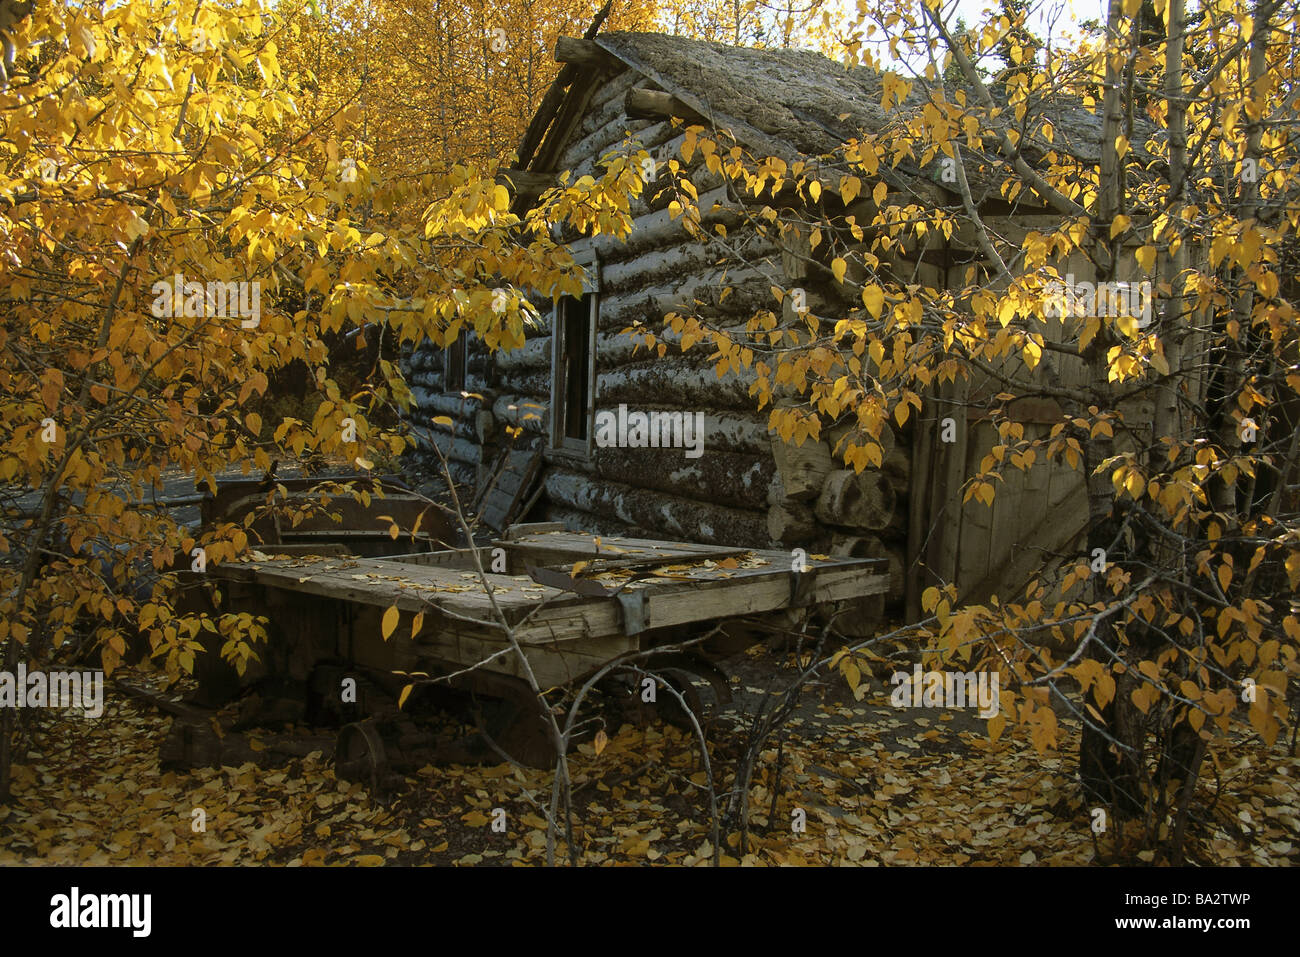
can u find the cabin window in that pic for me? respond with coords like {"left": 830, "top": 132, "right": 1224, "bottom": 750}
{"left": 444, "top": 332, "right": 467, "bottom": 393}
{"left": 551, "top": 263, "right": 598, "bottom": 455}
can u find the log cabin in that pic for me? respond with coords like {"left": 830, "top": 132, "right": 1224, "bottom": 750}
{"left": 400, "top": 30, "right": 1173, "bottom": 627}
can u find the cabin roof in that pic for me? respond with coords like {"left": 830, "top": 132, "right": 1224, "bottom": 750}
{"left": 517, "top": 31, "right": 1156, "bottom": 205}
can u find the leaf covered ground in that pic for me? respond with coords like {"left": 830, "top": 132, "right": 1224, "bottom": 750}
{"left": 1, "top": 645, "right": 1296, "bottom": 866}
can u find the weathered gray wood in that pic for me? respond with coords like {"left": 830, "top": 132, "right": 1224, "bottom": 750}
{"left": 595, "top": 264, "right": 774, "bottom": 333}
{"left": 770, "top": 434, "right": 834, "bottom": 501}
{"left": 541, "top": 504, "right": 642, "bottom": 539}
{"left": 625, "top": 87, "right": 706, "bottom": 124}
{"left": 495, "top": 337, "right": 551, "bottom": 372}
{"left": 555, "top": 36, "right": 622, "bottom": 70}
{"left": 556, "top": 112, "right": 655, "bottom": 175}
{"left": 581, "top": 68, "right": 642, "bottom": 127}
{"left": 567, "top": 184, "right": 736, "bottom": 262}
{"left": 404, "top": 425, "right": 485, "bottom": 466}
{"left": 814, "top": 469, "right": 896, "bottom": 530}
{"left": 595, "top": 362, "right": 758, "bottom": 410}
{"left": 477, "top": 446, "right": 544, "bottom": 532}
{"left": 408, "top": 389, "right": 489, "bottom": 417}
{"left": 490, "top": 394, "right": 549, "bottom": 435}
{"left": 542, "top": 467, "right": 768, "bottom": 545}
{"left": 569, "top": 120, "right": 676, "bottom": 181}
{"left": 767, "top": 501, "right": 817, "bottom": 543}
{"left": 601, "top": 236, "right": 776, "bottom": 293}
{"left": 591, "top": 446, "right": 774, "bottom": 508}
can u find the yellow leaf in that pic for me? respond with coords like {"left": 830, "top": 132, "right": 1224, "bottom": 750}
{"left": 381, "top": 605, "right": 400, "bottom": 640}
{"left": 862, "top": 285, "right": 884, "bottom": 318}
{"left": 398, "top": 683, "right": 414, "bottom": 709}
{"left": 988, "top": 713, "right": 1006, "bottom": 742}
{"left": 831, "top": 258, "right": 847, "bottom": 284}
{"left": 1109, "top": 215, "right": 1131, "bottom": 239}
{"left": 594, "top": 729, "right": 609, "bottom": 756}
{"left": 1125, "top": 470, "right": 1144, "bottom": 499}
{"left": 873, "top": 181, "right": 888, "bottom": 205}
{"left": 921, "top": 586, "right": 941, "bottom": 612}
{"left": 1135, "top": 245, "right": 1156, "bottom": 273}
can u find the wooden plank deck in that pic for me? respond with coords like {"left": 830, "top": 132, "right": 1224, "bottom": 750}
{"left": 209, "top": 529, "right": 889, "bottom": 684}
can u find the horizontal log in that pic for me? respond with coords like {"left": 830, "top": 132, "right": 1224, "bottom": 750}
{"left": 555, "top": 36, "right": 622, "bottom": 71}
{"left": 492, "top": 394, "right": 549, "bottom": 434}
{"left": 401, "top": 408, "right": 478, "bottom": 442}
{"left": 596, "top": 362, "right": 758, "bottom": 410}
{"left": 567, "top": 184, "right": 736, "bottom": 262}
{"left": 542, "top": 467, "right": 769, "bottom": 546}
{"left": 404, "top": 425, "right": 485, "bottom": 466}
{"left": 625, "top": 88, "right": 706, "bottom": 124}
{"left": 496, "top": 368, "right": 551, "bottom": 401}
{"left": 590, "top": 445, "right": 774, "bottom": 509}
{"left": 405, "top": 369, "right": 444, "bottom": 390}
{"left": 408, "top": 457, "right": 477, "bottom": 493}
{"left": 495, "top": 335, "right": 551, "bottom": 373}
{"left": 569, "top": 120, "right": 675, "bottom": 181}
{"left": 595, "top": 321, "right": 751, "bottom": 367}
{"left": 597, "top": 263, "right": 776, "bottom": 332}
{"left": 405, "top": 348, "right": 444, "bottom": 373}
{"left": 771, "top": 435, "right": 834, "bottom": 501}
{"left": 583, "top": 68, "right": 641, "bottom": 125}
{"left": 814, "top": 469, "right": 895, "bottom": 530}
{"left": 540, "top": 505, "right": 643, "bottom": 539}
{"left": 600, "top": 236, "right": 778, "bottom": 294}
{"left": 409, "top": 387, "right": 473, "bottom": 417}
{"left": 556, "top": 112, "right": 656, "bottom": 175}
{"left": 767, "top": 501, "right": 817, "bottom": 544}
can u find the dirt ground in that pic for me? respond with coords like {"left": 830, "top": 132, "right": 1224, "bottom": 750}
{"left": 1, "top": 641, "right": 1297, "bottom": 866}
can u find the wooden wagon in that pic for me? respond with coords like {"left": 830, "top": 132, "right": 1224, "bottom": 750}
{"left": 182, "top": 523, "right": 887, "bottom": 783}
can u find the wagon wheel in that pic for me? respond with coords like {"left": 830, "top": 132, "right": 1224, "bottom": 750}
{"left": 642, "top": 651, "right": 732, "bottom": 727}
{"left": 336, "top": 720, "right": 389, "bottom": 790}
{"left": 470, "top": 686, "right": 557, "bottom": 770}
{"left": 655, "top": 668, "right": 705, "bottom": 728}
{"left": 439, "top": 669, "right": 558, "bottom": 769}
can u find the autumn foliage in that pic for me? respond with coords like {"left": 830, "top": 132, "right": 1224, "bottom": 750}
{"left": 0, "top": 0, "right": 1294, "bottom": 867}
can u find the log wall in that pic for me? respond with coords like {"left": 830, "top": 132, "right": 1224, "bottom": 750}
{"left": 402, "top": 67, "right": 910, "bottom": 626}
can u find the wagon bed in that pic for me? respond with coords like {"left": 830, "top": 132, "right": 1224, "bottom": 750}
{"left": 184, "top": 524, "right": 888, "bottom": 774}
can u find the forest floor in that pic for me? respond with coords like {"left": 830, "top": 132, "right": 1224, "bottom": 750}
{"left": 1, "top": 642, "right": 1297, "bottom": 866}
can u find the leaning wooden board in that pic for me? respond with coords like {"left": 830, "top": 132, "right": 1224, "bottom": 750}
{"left": 206, "top": 529, "right": 888, "bottom": 687}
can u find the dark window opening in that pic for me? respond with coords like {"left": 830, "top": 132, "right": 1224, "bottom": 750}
{"left": 553, "top": 291, "right": 595, "bottom": 451}
{"left": 445, "top": 333, "right": 467, "bottom": 393}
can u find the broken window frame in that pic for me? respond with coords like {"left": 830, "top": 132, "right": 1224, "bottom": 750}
{"left": 444, "top": 330, "right": 468, "bottom": 394}
{"left": 549, "top": 255, "right": 600, "bottom": 459}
